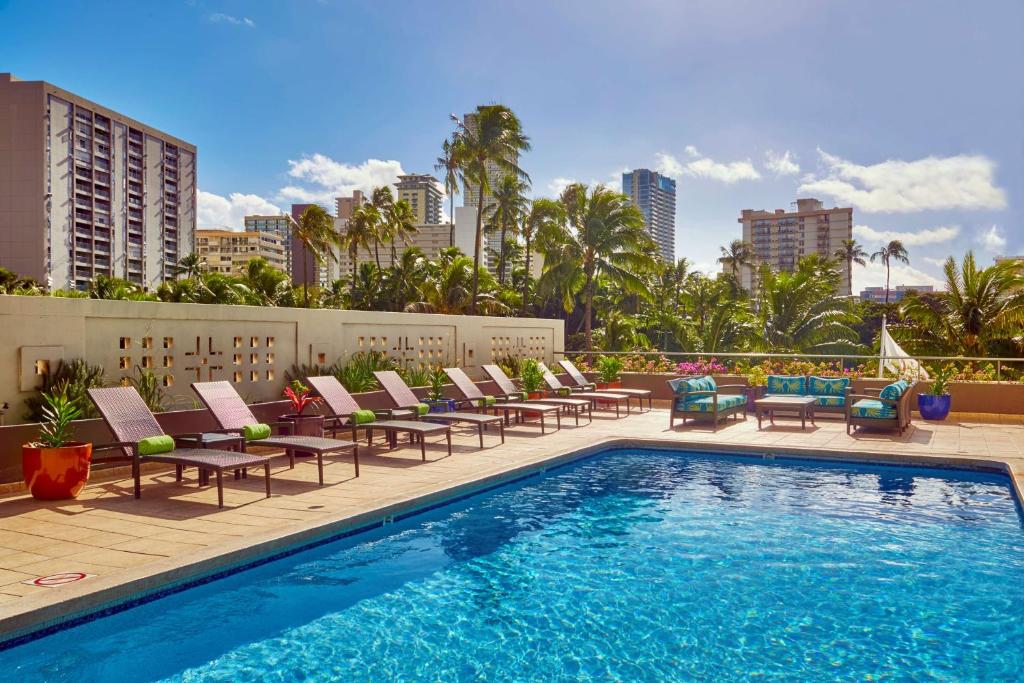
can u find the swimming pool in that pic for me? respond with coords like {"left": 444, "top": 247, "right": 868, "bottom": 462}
{"left": 5, "top": 447, "right": 1024, "bottom": 680}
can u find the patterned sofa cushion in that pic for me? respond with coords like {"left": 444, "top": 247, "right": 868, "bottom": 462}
{"left": 669, "top": 375, "right": 718, "bottom": 400}
{"left": 675, "top": 394, "right": 746, "bottom": 413}
{"left": 808, "top": 376, "right": 849, "bottom": 397}
{"left": 850, "top": 399, "right": 896, "bottom": 419}
{"left": 767, "top": 375, "right": 806, "bottom": 395}
{"left": 814, "top": 395, "right": 846, "bottom": 408}
{"left": 879, "top": 380, "right": 909, "bottom": 401}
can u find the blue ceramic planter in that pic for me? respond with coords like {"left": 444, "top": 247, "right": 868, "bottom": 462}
{"left": 426, "top": 399, "right": 455, "bottom": 414}
{"left": 918, "top": 394, "right": 951, "bottom": 420}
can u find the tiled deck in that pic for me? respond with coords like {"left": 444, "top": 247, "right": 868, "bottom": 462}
{"left": 1, "top": 407, "right": 1023, "bottom": 638}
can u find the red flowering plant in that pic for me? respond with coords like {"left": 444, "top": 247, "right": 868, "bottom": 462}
{"left": 283, "top": 380, "right": 321, "bottom": 415}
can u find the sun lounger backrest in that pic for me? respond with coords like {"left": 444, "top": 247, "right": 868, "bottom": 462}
{"left": 444, "top": 367, "right": 484, "bottom": 400}
{"left": 537, "top": 363, "right": 564, "bottom": 390}
{"left": 481, "top": 364, "right": 518, "bottom": 395}
{"left": 306, "top": 375, "right": 361, "bottom": 415}
{"left": 191, "top": 381, "right": 259, "bottom": 430}
{"left": 88, "top": 387, "right": 166, "bottom": 457}
{"left": 373, "top": 370, "right": 420, "bottom": 407}
{"left": 558, "top": 360, "right": 589, "bottom": 387}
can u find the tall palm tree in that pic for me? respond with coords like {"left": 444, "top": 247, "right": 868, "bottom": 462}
{"left": 718, "top": 239, "right": 753, "bottom": 286}
{"left": 520, "top": 199, "right": 564, "bottom": 316}
{"left": 241, "top": 257, "right": 289, "bottom": 306}
{"left": 370, "top": 186, "right": 395, "bottom": 269}
{"left": 833, "top": 239, "right": 868, "bottom": 295}
{"left": 902, "top": 252, "right": 1024, "bottom": 356}
{"left": 172, "top": 253, "right": 205, "bottom": 279}
{"left": 450, "top": 105, "right": 531, "bottom": 314}
{"left": 342, "top": 203, "right": 379, "bottom": 303}
{"left": 538, "top": 183, "right": 656, "bottom": 350}
{"left": 486, "top": 174, "right": 530, "bottom": 285}
{"left": 293, "top": 204, "right": 341, "bottom": 307}
{"left": 386, "top": 199, "right": 418, "bottom": 267}
{"left": 435, "top": 137, "right": 461, "bottom": 247}
{"left": 870, "top": 240, "right": 910, "bottom": 305}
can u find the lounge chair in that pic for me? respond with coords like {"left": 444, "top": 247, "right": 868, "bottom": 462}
{"left": 846, "top": 380, "right": 918, "bottom": 435}
{"left": 191, "top": 381, "right": 361, "bottom": 484}
{"left": 88, "top": 386, "right": 271, "bottom": 507}
{"left": 558, "top": 359, "right": 653, "bottom": 411}
{"left": 306, "top": 374, "right": 457, "bottom": 454}
{"left": 481, "top": 363, "right": 585, "bottom": 427}
{"left": 372, "top": 370, "right": 505, "bottom": 447}
{"left": 666, "top": 375, "right": 747, "bottom": 431}
{"left": 443, "top": 367, "right": 562, "bottom": 434}
{"left": 537, "top": 362, "right": 628, "bottom": 418}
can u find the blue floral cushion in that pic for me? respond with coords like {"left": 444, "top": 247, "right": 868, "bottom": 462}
{"left": 767, "top": 375, "right": 806, "bottom": 395}
{"left": 879, "top": 381, "right": 907, "bottom": 401}
{"left": 808, "top": 376, "right": 849, "bottom": 397}
{"left": 670, "top": 375, "right": 717, "bottom": 401}
{"left": 850, "top": 399, "right": 896, "bottom": 419}
{"left": 676, "top": 394, "right": 745, "bottom": 412}
{"left": 814, "top": 395, "right": 846, "bottom": 407}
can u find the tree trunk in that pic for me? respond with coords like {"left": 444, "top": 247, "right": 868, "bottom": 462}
{"left": 584, "top": 283, "right": 594, "bottom": 351}
{"left": 470, "top": 184, "right": 485, "bottom": 316}
{"left": 498, "top": 226, "right": 508, "bottom": 285}
{"left": 374, "top": 240, "right": 381, "bottom": 270}
{"left": 302, "top": 242, "right": 309, "bottom": 308}
{"left": 520, "top": 233, "right": 530, "bottom": 316}
{"left": 449, "top": 195, "right": 455, "bottom": 247}
{"left": 350, "top": 250, "right": 358, "bottom": 306}
{"left": 884, "top": 258, "right": 891, "bottom": 305}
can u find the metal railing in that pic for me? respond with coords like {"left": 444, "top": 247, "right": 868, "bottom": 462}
{"left": 559, "top": 350, "right": 1024, "bottom": 382}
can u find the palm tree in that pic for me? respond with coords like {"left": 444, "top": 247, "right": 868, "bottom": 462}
{"left": 406, "top": 247, "right": 507, "bottom": 315}
{"left": 370, "top": 187, "right": 395, "bottom": 269}
{"left": 293, "top": 204, "right": 341, "bottom": 307}
{"left": 870, "top": 240, "right": 910, "bottom": 305}
{"left": 342, "top": 203, "right": 379, "bottom": 303}
{"left": 172, "top": 253, "right": 206, "bottom": 279}
{"left": 486, "top": 174, "right": 530, "bottom": 285}
{"left": 435, "top": 137, "right": 462, "bottom": 247}
{"left": 718, "top": 239, "right": 753, "bottom": 287}
{"left": 538, "top": 183, "right": 656, "bottom": 350}
{"left": 677, "top": 274, "right": 755, "bottom": 352}
{"left": 241, "top": 257, "right": 289, "bottom": 306}
{"left": 833, "top": 239, "right": 868, "bottom": 294}
{"left": 386, "top": 199, "right": 418, "bottom": 267}
{"left": 901, "top": 252, "right": 1024, "bottom": 356}
{"left": 520, "top": 199, "right": 564, "bottom": 316}
{"left": 450, "top": 105, "right": 531, "bottom": 314}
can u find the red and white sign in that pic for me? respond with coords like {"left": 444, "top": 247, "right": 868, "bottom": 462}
{"left": 22, "top": 572, "right": 95, "bottom": 588}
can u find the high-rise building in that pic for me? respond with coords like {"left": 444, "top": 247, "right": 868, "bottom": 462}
{"left": 859, "top": 285, "right": 934, "bottom": 303}
{"left": 622, "top": 169, "right": 676, "bottom": 262}
{"left": 736, "top": 198, "right": 854, "bottom": 294}
{"left": 461, "top": 112, "right": 517, "bottom": 273}
{"left": 335, "top": 222, "right": 457, "bottom": 276}
{"left": 289, "top": 203, "right": 329, "bottom": 288}
{"left": 196, "top": 229, "right": 288, "bottom": 276}
{"left": 335, "top": 190, "right": 366, "bottom": 222}
{"left": 0, "top": 73, "right": 197, "bottom": 290}
{"left": 244, "top": 214, "right": 297, "bottom": 277}
{"left": 396, "top": 174, "right": 443, "bottom": 225}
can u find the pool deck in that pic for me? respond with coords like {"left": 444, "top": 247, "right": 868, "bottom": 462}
{"left": 1, "top": 406, "right": 1023, "bottom": 643}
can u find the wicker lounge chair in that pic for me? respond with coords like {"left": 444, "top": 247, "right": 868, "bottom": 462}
{"left": 372, "top": 371, "right": 505, "bottom": 447}
{"left": 191, "top": 381, "right": 360, "bottom": 484}
{"left": 88, "top": 386, "right": 272, "bottom": 507}
{"left": 306, "top": 375, "right": 455, "bottom": 454}
{"left": 558, "top": 359, "right": 654, "bottom": 411}
{"left": 536, "top": 362, "right": 628, "bottom": 419}
{"left": 443, "top": 367, "right": 562, "bottom": 434}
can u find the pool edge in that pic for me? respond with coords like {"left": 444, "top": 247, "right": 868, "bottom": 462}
{"left": 0, "top": 437, "right": 1019, "bottom": 648}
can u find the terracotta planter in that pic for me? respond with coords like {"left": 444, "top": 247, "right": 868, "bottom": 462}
{"left": 527, "top": 391, "right": 546, "bottom": 400}
{"left": 22, "top": 442, "right": 93, "bottom": 500}
{"left": 606, "top": 380, "right": 623, "bottom": 389}
{"left": 595, "top": 382, "right": 609, "bottom": 390}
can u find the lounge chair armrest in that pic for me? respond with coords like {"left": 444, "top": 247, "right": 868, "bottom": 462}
{"left": 849, "top": 394, "right": 898, "bottom": 407}
{"left": 92, "top": 441, "right": 139, "bottom": 458}
{"left": 716, "top": 384, "right": 746, "bottom": 393}
{"left": 862, "top": 387, "right": 883, "bottom": 395}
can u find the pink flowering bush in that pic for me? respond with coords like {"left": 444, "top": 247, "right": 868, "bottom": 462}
{"left": 674, "top": 358, "right": 727, "bottom": 376}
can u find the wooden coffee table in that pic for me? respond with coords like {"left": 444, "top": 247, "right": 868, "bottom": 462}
{"left": 755, "top": 396, "right": 816, "bottom": 430}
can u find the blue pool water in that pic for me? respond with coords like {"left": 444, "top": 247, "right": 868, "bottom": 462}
{"left": 5, "top": 448, "right": 1024, "bottom": 681}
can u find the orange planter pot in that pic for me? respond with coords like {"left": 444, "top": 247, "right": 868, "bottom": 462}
{"left": 527, "top": 391, "right": 546, "bottom": 400}
{"left": 607, "top": 380, "right": 623, "bottom": 389}
{"left": 22, "top": 442, "right": 93, "bottom": 500}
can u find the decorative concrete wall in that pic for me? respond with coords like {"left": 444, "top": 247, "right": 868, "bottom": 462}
{"left": 0, "top": 296, "right": 564, "bottom": 424}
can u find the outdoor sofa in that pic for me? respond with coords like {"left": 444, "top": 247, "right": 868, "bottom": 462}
{"left": 667, "top": 375, "right": 747, "bottom": 431}
{"left": 763, "top": 374, "right": 852, "bottom": 416}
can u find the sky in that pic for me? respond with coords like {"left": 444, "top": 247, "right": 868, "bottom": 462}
{"left": 2, "top": 0, "right": 1021, "bottom": 292}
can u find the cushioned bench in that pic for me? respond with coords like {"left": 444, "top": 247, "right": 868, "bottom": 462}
{"left": 764, "top": 374, "right": 851, "bottom": 415}
{"left": 667, "top": 375, "right": 746, "bottom": 431}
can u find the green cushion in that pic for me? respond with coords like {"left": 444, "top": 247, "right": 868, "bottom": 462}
{"left": 513, "top": 391, "right": 528, "bottom": 401}
{"left": 808, "top": 376, "right": 849, "bottom": 396}
{"left": 138, "top": 435, "right": 174, "bottom": 456}
{"left": 668, "top": 378, "right": 689, "bottom": 395}
{"left": 767, "top": 375, "right": 806, "bottom": 395}
{"left": 879, "top": 382, "right": 905, "bottom": 400}
{"left": 478, "top": 395, "right": 496, "bottom": 407}
{"left": 675, "top": 394, "right": 745, "bottom": 413}
{"left": 243, "top": 423, "right": 272, "bottom": 441}
{"left": 814, "top": 395, "right": 846, "bottom": 407}
{"left": 350, "top": 409, "right": 376, "bottom": 425}
{"left": 850, "top": 399, "right": 896, "bottom": 419}
{"left": 556, "top": 387, "right": 572, "bottom": 397}
{"left": 416, "top": 403, "right": 430, "bottom": 416}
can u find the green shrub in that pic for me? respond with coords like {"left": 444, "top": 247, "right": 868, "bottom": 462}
{"left": 127, "top": 366, "right": 167, "bottom": 413}
{"left": 596, "top": 356, "right": 623, "bottom": 384}
{"left": 519, "top": 359, "right": 545, "bottom": 394}
{"left": 334, "top": 351, "right": 399, "bottom": 393}
{"left": 400, "top": 364, "right": 433, "bottom": 388}
{"left": 25, "top": 359, "right": 106, "bottom": 421}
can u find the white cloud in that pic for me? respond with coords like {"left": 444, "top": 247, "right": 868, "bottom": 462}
{"left": 977, "top": 225, "right": 1007, "bottom": 252}
{"left": 548, "top": 177, "right": 577, "bottom": 196}
{"left": 691, "top": 261, "right": 721, "bottom": 277}
{"left": 921, "top": 256, "right": 949, "bottom": 268}
{"left": 853, "top": 261, "right": 944, "bottom": 293}
{"left": 658, "top": 148, "right": 761, "bottom": 184}
{"left": 208, "top": 13, "right": 255, "bottom": 28}
{"left": 280, "top": 154, "right": 406, "bottom": 205}
{"left": 197, "top": 190, "right": 282, "bottom": 230}
{"left": 765, "top": 149, "right": 800, "bottom": 176}
{"left": 853, "top": 224, "right": 960, "bottom": 247}
{"left": 799, "top": 149, "right": 1007, "bottom": 213}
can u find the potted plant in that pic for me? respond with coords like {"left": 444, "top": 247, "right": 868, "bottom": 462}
{"left": 745, "top": 364, "right": 768, "bottom": 410}
{"left": 918, "top": 365, "right": 954, "bottom": 421}
{"left": 519, "top": 359, "right": 547, "bottom": 400}
{"left": 22, "top": 384, "right": 93, "bottom": 500}
{"left": 596, "top": 355, "right": 624, "bottom": 389}
{"left": 424, "top": 366, "right": 454, "bottom": 413}
{"left": 279, "top": 380, "right": 324, "bottom": 438}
